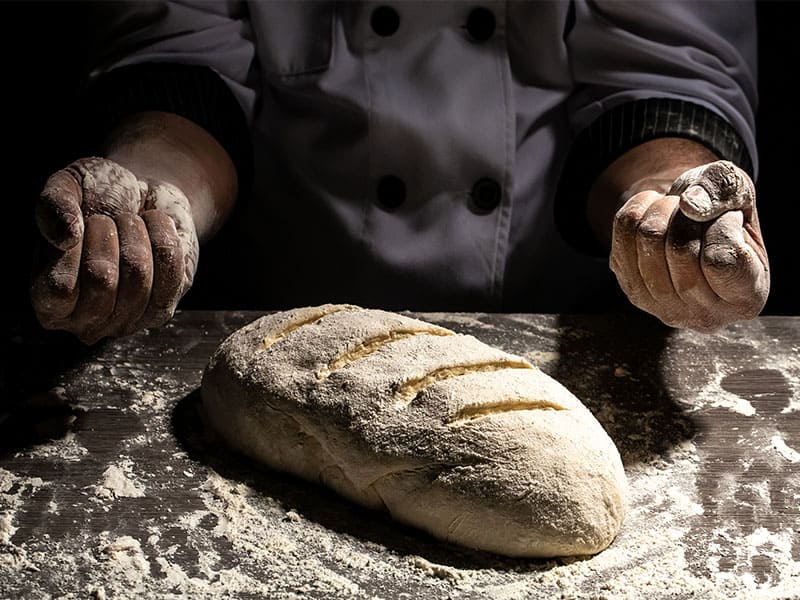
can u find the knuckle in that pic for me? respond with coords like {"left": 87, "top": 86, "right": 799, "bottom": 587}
{"left": 637, "top": 220, "right": 666, "bottom": 243}
{"left": 669, "top": 238, "right": 701, "bottom": 260}
{"left": 702, "top": 244, "right": 745, "bottom": 275}
{"left": 153, "top": 244, "right": 183, "bottom": 273}
{"left": 614, "top": 208, "right": 641, "bottom": 231}
{"left": 120, "top": 244, "right": 150, "bottom": 268}
{"left": 119, "top": 245, "right": 151, "bottom": 276}
{"left": 41, "top": 270, "right": 77, "bottom": 299}
{"left": 122, "top": 261, "right": 152, "bottom": 289}
{"left": 31, "top": 272, "right": 78, "bottom": 316}
{"left": 82, "top": 259, "right": 118, "bottom": 289}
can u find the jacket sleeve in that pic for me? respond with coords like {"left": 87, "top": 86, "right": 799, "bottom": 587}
{"left": 81, "top": 1, "right": 257, "bottom": 190}
{"left": 555, "top": 0, "right": 758, "bottom": 254}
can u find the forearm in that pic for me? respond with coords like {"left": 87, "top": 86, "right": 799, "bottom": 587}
{"left": 102, "top": 111, "right": 238, "bottom": 243}
{"left": 586, "top": 137, "right": 720, "bottom": 250}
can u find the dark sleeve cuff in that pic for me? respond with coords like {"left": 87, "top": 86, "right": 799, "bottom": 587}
{"left": 554, "top": 97, "right": 754, "bottom": 256}
{"left": 82, "top": 62, "right": 253, "bottom": 195}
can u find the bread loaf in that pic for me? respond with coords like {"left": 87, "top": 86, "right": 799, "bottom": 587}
{"left": 201, "top": 304, "right": 628, "bottom": 557}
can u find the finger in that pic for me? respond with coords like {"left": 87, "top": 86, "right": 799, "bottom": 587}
{"left": 610, "top": 191, "right": 659, "bottom": 312}
{"left": 142, "top": 181, "right": 198, "bottom": 292}
{"left": 670, "top": 161, "right": 755, "bottom": 223}
{"left": 701, "top": 210, "right": 769, "bottom": 313}
{"left": 36, "top": 169, "right": 84, "bottom": 250}
{"left": 69, "top": 214, "right": 120, "bottom": 344}
{"left": 104, "top": 213, "right": 154, "bottom": 337}
{"left": 135, "top": 210, "right": 184, "bottom": 330}
{"left": 665, "top": 212, "right": 721, "bottom": 331}
{"left": 30, "top": 240, "right": 82, "bottom": 329}
{"left": 634, "top": 195, "right": 689, "bottom": 324}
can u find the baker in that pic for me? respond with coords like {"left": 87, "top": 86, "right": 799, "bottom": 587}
{"left": 30, "top": 1, "right": 769, "bottom": 345}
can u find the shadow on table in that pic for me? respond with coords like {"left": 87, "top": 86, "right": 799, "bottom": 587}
{"left": 551, "top": 313, "right": 696, "bottom": 466}
{"left": 426, "top": 311, "right": 696, "bottom": 466}
{"left": 0, "top": 316, "right": 101, "bottom": 455}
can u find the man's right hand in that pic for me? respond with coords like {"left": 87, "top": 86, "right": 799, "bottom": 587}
{"left": 30, "top": 157, "right": 199, "bottom": 345}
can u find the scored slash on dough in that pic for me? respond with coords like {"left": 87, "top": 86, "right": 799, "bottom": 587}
{"left": 315, "top": 328, "right": 454, "bottom": 379}
{"left": 261, "top": 304, "right": 359, "bottom": 349}
{"left": 259, "top": 307, "right": 561, "bottom": 424}
{"left": 257, "top": 305, "right": 564, "bottom": 433}
{"left": 448, "top": 398, "right": 566, "bottom": 424}
{"left": 393, "top": 360, "right": 534, "bottom": 406}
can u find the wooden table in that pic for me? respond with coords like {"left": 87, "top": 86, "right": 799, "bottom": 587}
{"left": 1, "top": 311, "right": 798, "bottom": 599}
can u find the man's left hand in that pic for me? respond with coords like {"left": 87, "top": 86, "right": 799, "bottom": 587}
{"left": 610, "top": 160, "right": 769, "bottom": 332}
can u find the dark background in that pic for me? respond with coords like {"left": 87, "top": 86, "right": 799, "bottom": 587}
{"left": 1, "top": 1, "right": 797, "bottom": 322}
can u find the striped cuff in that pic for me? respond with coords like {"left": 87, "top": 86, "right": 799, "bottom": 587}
{"left": 554, "top": 98, "right": 754, "bottom": 256}
{"left": 82, "top": 62, "right": 252, "bottom": 195}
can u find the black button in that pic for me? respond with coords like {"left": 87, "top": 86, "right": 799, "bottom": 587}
{"left": 376, "top": 175, "right": 406, "bottom": 209}
{"left": 371, "top": 5, "right": 400, "bottom": 37}
{"left": 466, "top": 7, "right": 496, "bottom": 42}
{"left": 471, "top": 177, "right": 501, "bottom": 212}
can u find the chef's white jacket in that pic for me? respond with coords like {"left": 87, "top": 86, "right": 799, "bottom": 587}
{"left": 89, "top": 0, "right": 757, "bottom": 312}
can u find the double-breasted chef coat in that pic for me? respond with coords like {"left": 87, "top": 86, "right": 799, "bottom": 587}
{"left": 96, "top": 1, "right": 758, "bottom": 312}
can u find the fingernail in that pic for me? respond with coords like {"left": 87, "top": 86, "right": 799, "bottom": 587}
{"left": 682, "top": 185, "right": 713, "bottom": 219}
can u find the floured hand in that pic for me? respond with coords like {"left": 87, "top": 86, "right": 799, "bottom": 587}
{"left": 610, "top": 160, "right": 769, "bottom": 333}
{"left": 31, "top": 157, "right": 199, "bottom": 344}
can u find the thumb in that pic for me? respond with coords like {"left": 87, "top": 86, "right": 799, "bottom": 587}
{"left": 668, "top": 160, "right": 755, "bottom": 223}
{"left": 36, "top": 169, "right": 84, "bottom": 250}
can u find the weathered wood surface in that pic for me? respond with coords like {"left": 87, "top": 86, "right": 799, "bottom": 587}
{"left": 1, "top": 311, "right": 798, "bottom": 599}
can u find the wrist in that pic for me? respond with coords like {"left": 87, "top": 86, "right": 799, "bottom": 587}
{"left": 586, "top": 138, "right": 719, "bottom": 249}
{"left": 103, "top": 111, "right": 237, "bottom": 243}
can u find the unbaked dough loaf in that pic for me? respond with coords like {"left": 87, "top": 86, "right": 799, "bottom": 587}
{"left": 201, "top": 304, "right": 628, "bottom": 557}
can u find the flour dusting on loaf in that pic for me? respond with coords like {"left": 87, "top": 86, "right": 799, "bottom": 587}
{"left": 201, "top": 304, "right": 628, "bottom": 557}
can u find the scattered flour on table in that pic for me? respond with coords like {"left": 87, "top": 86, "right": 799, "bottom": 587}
{"left": 2, "top": 446, "right": 797, "bottom": 596}
{"left": 2, "top": 321, "right": 800, "bottom": 599}
{"left": 690, "top": 367, "right": 756, "bottom": 416}
{"left": 98, "top": 534, "right": 150, "bottom": 581}
{"left": 524, "top": 350, "right": 561, "bottom": 367}
{"left": 11, "top": 439, "right": 789, "bottom": 600}
{"left": 420, "top": 313, "right": 498, "bottom": 330}
{"left": 770, "top": 436, "right": 800, "bottom": 463}
{"left": 16, "top": 430, "right": 89, "bottom": 462}
{"left": 667, "top": 330, "right": 800, "bottom": 417}
{"left": 123, "top": 377, "right": 171, "bottom": 413}
{"left": 0, "top": 513, "right": 17, "bottom": 545}
{"left": 90, "top": 461, "right": 146, "bottom": 500}
{"left": 0, "top": 468, "right": 47, "bottom": 571}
